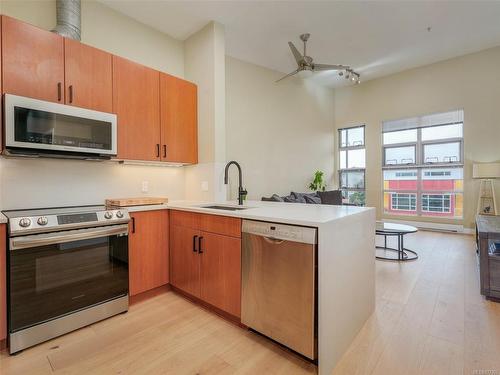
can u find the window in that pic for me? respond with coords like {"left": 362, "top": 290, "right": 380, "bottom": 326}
{"left": 382, "top": 110, "right": 463, "bottom": 219}
{"left": 339, "top": 126, "right": 365, "bottom": 206}
{"left": 422, "top": 194, "right": 451, "bottom": 213}
{"left": 391, "top": 193, "right": 417, "bottom": 211}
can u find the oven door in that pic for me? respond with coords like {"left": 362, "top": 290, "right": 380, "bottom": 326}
{"left": 8, "top": 224, "right": 128, "bottom": 333}
{"left": 4, "top": 94, "right": 117, "bottom": 156}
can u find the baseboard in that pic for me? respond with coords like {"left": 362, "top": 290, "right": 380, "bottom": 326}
{"left": 382, "top": 218, "right": 471, "bottom": 234}
{"left": 129, "top": 284, "right": 171, "bottom": 305}
{"left": 0, "top": 338, "right": 6, "bottom": 350}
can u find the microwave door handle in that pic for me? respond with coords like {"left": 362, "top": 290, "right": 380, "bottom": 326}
{"left": 10, "top": 224, "right": 129, "bottom": 251}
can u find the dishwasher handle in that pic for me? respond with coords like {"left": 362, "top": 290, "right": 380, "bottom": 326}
{"left": 263, "top": 237, "right": 284, "bottom": 245}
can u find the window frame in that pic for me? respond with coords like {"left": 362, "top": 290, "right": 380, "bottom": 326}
{"left": 339, "top": 125, "right": 366, "bottom": 206}
{"left": 390, "top": 192, "right": 417, "bottom": 212}
{"left": 382, "top": 124, "right": 464, "bottom": 169}
{"left": 382, "top": 115, "right": 464, "bottom": 219}
{"left": 421, "top": 193, "right": 452, "bottom": 213}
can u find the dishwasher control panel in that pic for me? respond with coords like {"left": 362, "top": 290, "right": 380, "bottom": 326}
{"left": 242, "top": 220, "right": 317, "bottom": 245}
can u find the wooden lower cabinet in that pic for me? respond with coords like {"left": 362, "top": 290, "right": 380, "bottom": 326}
{"left": 170, "top": 225, "right": 201, "bottom": 298}
{"left": 200, "top": 232, "right": 241, "bottom": 317}
{"left": 129, "top": 210, "right": 169, "bottom": 296}
{"left": 0, "top": 224, "right": 6, "bottom": 343}
{"left": 170, "top": 211, "right": 242, "bottom": 318}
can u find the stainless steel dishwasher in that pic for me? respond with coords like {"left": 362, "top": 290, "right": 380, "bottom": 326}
{"left": 241, "top": 220, "right": 317, "bottom": 360}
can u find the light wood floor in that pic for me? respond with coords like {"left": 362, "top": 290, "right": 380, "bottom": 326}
{"left": 1, "top": 231, "right": 499, "bottom": 375}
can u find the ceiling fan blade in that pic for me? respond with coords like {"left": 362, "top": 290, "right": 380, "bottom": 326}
{"left": 288, "top": 42, "right": 303, "bottom": 64}
{"left": 275, "top": 69, "right": 300, "bottom": 83}
{"left": 313, "top": 63, "right": 350, "bottom": 71}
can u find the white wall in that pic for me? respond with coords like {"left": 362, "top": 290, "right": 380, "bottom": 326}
{"left": 225, "top": 56, "right": 335, "bottom": 200}
{"left": 0, "top": 159, "right": 185, "bottom": 210}
{"left": 333, "top": 46, "right": 500, "bottom": 228}
{"left": 184, "top": 22, "right": 227, "bottom": 202}
{"left": 0, "top": 0, "right": 187, "bottom": 209}
{"left": 0, "top": 0, "right": 185, "bottom": 77}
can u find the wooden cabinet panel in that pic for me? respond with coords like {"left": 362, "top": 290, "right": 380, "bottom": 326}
{"left": 64, "top": 39, "right": 112, "bottom": 112}
{"left": 0, "top": 224, "right": 6, "bottom": 342}
{"left": 1, "top": 16, "right": 64, "bottom": 102}
{"left": 170, "top": 210, "right": 200, "bottom": 230}
{"left": 129, "top": 210, "right": 169, "bottom": 296}
{"left": 113, "top": 56, "right": 161, "bottom": 161}
{"left": 200, "top": 232, "right": 241, "bottom": 317}
{"left": 170, "top": 225, "right": 201, "bottom": 298}
{"left": 160, "top": 73, "right": 198, "bottom": 164}
{"left": 199, "top": 214, "right": 241, "bottom": 238}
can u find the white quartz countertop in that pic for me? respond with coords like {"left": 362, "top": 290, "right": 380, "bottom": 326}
{"left": 0, "top": 201, "right": 374, "bottom": 227}
{"left": 125, "top": 200, "right": 374, "bottom": 227}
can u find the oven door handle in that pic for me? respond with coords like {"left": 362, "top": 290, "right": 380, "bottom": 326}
{"left": 10, "top": 224, "right": 129, "bottom": 251}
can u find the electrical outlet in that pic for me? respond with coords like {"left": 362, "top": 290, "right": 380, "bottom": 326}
{"left": 141, "top": 181, "right": 149, "bottom": 193}
{"left": 201, "top": 181, "right": 209, "bottom": 192}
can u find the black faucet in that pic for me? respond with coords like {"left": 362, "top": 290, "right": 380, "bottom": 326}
{"left": 224, "top": 161, "right": 247, "bottom": 205}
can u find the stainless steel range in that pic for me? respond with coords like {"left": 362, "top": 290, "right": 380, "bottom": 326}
{"left": 3, "top": 205, "right": 130, "bottom": 353}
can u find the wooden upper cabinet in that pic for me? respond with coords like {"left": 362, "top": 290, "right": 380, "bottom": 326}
{"left": 160, "top": 73, "right": 198, "bottom": 164}
{"left": 64, "top": 39, "right": 112, "bottom": 112}
{"left": 200, "top": 232, "right": 241, "bottom": 318}
{"left": 113, "top": 56, "right": 161, "bottom": 161}
{"left": 128, "top": 210, "right": 169, "bottom": 296}
{"left": 1, "top": 16, "right": 64, "bottom": 102}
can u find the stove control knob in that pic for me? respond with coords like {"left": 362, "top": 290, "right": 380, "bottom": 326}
{"left": 19, "top": 218, "right": 32, "bottom": 228}
{"left": 116, "top": 211, "right": 124, "bottom": 219}
{"left": 37, "top": 216, "right": 48, "bottom": 226}
{"left": 104, "top": 211, "right": 113, "bottom": 219}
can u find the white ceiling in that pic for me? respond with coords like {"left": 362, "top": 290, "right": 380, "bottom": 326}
{"left": 100, "top": 1, "right": 500, "bottom": 87}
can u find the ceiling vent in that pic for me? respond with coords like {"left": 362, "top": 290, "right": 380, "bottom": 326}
{"left": 51, "top": 0, "right": 81, "bottom": 41}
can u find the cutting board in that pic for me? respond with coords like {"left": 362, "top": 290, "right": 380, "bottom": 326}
{"left": 105, "top": 197, "right": 168, "bottom": 207}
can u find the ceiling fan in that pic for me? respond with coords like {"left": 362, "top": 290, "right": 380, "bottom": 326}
{"left": 276, "top": 33, "right": 360, "bottom": 84}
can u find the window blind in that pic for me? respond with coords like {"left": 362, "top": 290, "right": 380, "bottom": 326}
{"left": 382, "top": 109, "right": 464, "bottom": 133}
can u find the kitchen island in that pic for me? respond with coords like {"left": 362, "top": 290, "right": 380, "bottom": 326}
{"left": 138, "top": 200, "right": 376, "bottom": 375}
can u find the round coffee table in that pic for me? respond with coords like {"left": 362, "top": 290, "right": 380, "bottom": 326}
{"left": 376, "top": 222, "right": 418, "bottom": 261}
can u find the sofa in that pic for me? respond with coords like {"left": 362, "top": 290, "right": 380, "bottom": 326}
{"left": 261, "top": 190, "right": 344, "bottom": 205}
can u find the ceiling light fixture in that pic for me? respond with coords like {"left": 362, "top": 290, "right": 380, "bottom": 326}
{"left": 276, "top": 33, "right": 361, "bottom": 85}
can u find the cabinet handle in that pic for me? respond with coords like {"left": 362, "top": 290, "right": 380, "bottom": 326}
{"left": 57, "top": 82, "right": 62, "bottom": 101}
{"left": 156, "top": 144, "right": 160, "bottom": 158}
{"left": 198, "top": 236, "right": 204, "bottom": 254}
{"left": 163, "top": 145, "right": 167, "bottom": 158}
{"left": 193, "top": 235, "right": 198, "bottom": 252}
{"left": 131, "top": 217, "right": 136, "bottom": 234}
{"left": 69, "top": 85, "right": 74, "bottom": 103}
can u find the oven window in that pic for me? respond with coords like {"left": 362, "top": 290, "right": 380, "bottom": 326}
{"left": 14, "top": 106, "right": 112, "bottom": 150}
{"left": 9, "top": 234, "right": 128, "bottom": 332}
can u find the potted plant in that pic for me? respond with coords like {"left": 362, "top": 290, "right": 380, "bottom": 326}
{"left": 309, "top": 170, "right": 326, "bottom": 192}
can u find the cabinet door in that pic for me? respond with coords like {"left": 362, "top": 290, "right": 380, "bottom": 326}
{"left": 113, "top": 56, "right": 161, "bottom": 161}
{"left": 170, "top": 225, "right": 201, "bottom": 298}
{"left": 0, "top": 224, "right": 6, "bottom": 341}
{"left": 129, "top": 210, "right": 169, "bottom": 296}
{"left": 160, "top": 73, "right": 198, "bottom": 164}
{"left": 64, "top": 39, "right": 112, "bottom": 112}
{"left": 2, "top": 16, "right": 64, "bottom": 102}
{"left": 200, "top": 232, "right": 241, "bottom": 317}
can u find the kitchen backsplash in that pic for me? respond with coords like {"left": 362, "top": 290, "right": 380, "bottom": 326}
{"left": 0, "top": 158, "right": 185, "bottom": 210}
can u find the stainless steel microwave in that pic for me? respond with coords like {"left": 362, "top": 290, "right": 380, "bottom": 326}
{"left": 4, "top": 94, "right": 117, "bottom": 159}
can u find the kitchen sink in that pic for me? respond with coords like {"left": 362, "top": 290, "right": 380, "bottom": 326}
{"left": 200, "top": 205, "right": 250, "bottom": 211}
